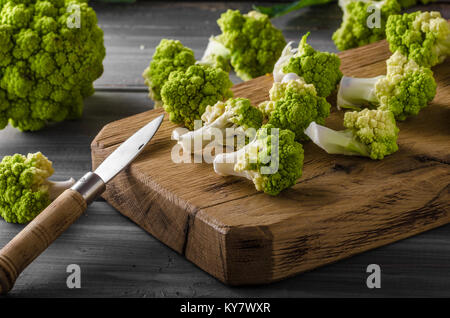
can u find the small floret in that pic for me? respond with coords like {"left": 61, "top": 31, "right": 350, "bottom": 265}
{"left": 197, "top": 36, "right": 232, "bottom": 72}
{"left": 0, "top": 0, "right": 105, "bottom": 131}
{"left": 216, "top": 10, "right": 286, "bottom": 81}
{"left": 258, "top": 75, "right": 331, "bottom": 141}
{"left": 142, "top": 39, "right": 196, "bottom": 108}
{"left": 213, "top": 125, "right": 304, "bottom": 195}
{"left": 273, "top": 32, "right": 342, "bottom": 97}
{"left": 386, "top": 11, "right": 450, "bottom": 68}
{"left": 305, "top": 109, "right": 399, "bottom": 160}
{"left": 161, "top": 64, "right": 233, "bottom": 130}
{"left": 332, "top": 0, "right": 401, "bottom": 51}
{"left": 0, "top": 152, "right": 75, "bottom": 224}
{"left": 337, "top": 51, "right": 436, "bottom": 120}
{"left": 172, "top": 98, "right": 263, "bottom": 154}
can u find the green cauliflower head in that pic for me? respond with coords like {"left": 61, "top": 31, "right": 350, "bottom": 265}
{"left": 281, "top": 32, "right": 342, "bottom": 97}
{"left": 333, "top": 0, "right": 401, "bottom": 51}
{"left": 375, "top": 50, "right": 436, "bottom": 120}
{"left": 214, "top": 124, "right": 304, "bottom": 195}
{"left": 260, "top": 78, "right": 331, "bottom": 141}
{"left": 234, "top": 124, "right": 304, "bottom": 196}
{"left": 142, "top": 39, "right": 196, "bottom": 107}
{"left": 386, "top": 11, "right": 450, "bottom": 68}
{"left": 0, "top": 152, "right": 53, "bottom": 223}
{"left": 0, "top": 0, "right": 105, "bottom": 131}
{"left": 344, "top": 108, "right": 399, "bottom": 160}
{"left": 161, "top": 64, "right": 233, "bottom": 130}
{"left": 216, "top": 10, "right": 286, "bottom": 81}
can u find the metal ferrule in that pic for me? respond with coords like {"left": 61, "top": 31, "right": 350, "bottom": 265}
{"left": 71, "top": 172, "right": 106, "bottom": 205}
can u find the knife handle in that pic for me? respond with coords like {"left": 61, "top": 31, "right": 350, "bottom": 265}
{"left": 0, "top": 189, "right": 87, "bottom": 294}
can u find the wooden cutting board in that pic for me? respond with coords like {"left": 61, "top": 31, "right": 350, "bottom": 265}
{"left": 91, "top": 40, "right": 450, "bottom": 285}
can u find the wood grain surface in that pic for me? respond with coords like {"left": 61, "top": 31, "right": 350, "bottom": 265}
{"left": 91, "top": 39, "right": 450, "bottom": 285}
{"left": 0, "top": 1, "right": 449, "bottom": 297}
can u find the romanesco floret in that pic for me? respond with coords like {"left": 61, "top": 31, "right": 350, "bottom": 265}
{"left": 173, "top": 98, "right": 263, "bottom": 154}
{"left": 0, "top": 0, "right": 105, "bottom": 131}
{"left": 337, "top": 51, "right": 436, "bottom": 120}
{"left": 332, "top": 0, "right": 401, "bottom": 51}
{"left": 386, "top": 11, "right": 450, "bottom": 68}
{"left": 216, "top": 10, "right": 286, "bottom": 81}
{"left": 143, "top": 39, "right": 196, "bottom": 108}
{"left": 273, "top": 32, "right": 342, "bottom": 97}
{"left": 161, "top": 64, "right": 233, "bottom": 130}
{"left": 213, "top": 125, "right": 304, "bottom": 195}
{"left": 258, "top": 76, "right": 331, "bottom": 141}
{"left": 305, "top": 109, "right": 399, "bottom": 160}
{"left": 0, "top": 152, "right": 74, "bottom": 224}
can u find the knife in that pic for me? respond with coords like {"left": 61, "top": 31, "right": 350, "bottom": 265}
{"left": 0, "top": 114, "right": 164, "bottom": 294}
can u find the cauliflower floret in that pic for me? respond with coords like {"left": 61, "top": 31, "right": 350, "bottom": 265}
{"left": 386, "top": 11, "right": 450, "bottom": 68}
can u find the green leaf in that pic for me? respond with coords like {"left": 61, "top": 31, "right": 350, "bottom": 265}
{"left": 253, "top": 0, "right": 337, "bottom": 18}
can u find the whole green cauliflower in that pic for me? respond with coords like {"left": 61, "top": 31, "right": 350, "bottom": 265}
{"left": 0, "top": 0, "right": 105, "bottom": 131}
{"left": 274, "top": 32, "right": 342, "bottom": 97}
{"left": 258, "top": 77, "right": 331, "bottom": 141}
{"left": 0, "top": 152, "right": 74, "bottom": 223}
{"left": 216, "top": 10, "right": 286, "bottom": 81}
{"left": 333, "top": 0, "right": 401, "bottom": 51}
{"left": 305, "top": 109, "right": 399, "bottom": 160}
{"left": 142, "top": 39, "right": 196, "bottom": 108}
{"left": 386, "top": 11, "right": 450, "bottom": 68}
{"left": 213, "top": 124, "right": 304, "bottom": 196}
{"left": 161, "top": 64, "right": 233, "bottom": 130}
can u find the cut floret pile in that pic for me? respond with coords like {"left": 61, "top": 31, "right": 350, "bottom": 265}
{"left": 0, "top": 0, "right": 105, "bottom": 131}
{"left": 0, "top": 152, "right": 74, "bottom": 224}
{"left": 274, "top": 33, "right": 342, "bottom": 97}
{"left": 213, "top": 125, "right": 304, "bottom": 196}
{"left": 386, "top": 11, "right": 450, "bottom": 68}
{"left": 337, "top": 51, "right": 436, "bottom": 120}
{"left": 173, "top": 97, "right": 263, "bottom": 154}
{"left": 305, "top": 109, "right": 399, "bottom": 160}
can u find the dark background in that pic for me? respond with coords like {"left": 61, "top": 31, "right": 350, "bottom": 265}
{"left": 0, "top": 1, "right": 449, "bottom": 297}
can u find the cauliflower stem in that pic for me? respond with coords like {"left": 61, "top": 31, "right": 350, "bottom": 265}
{"left": 305, "top": 109, "right": 399, "bottom": 160}
{"left": 173, "top": 98, "right": 263, "bottom": 154}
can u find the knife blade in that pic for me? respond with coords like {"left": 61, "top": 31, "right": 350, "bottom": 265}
{"left": 0, "top": 114, "right": 164, "bottom": 294}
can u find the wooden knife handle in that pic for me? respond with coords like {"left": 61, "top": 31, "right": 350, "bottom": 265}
{"left": 0, "top": 189, "right": 87, "bottom": 294}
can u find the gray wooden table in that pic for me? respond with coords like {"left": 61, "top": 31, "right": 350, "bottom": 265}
{"left": 1, "top": 1, "right": 449, "bottom": 298}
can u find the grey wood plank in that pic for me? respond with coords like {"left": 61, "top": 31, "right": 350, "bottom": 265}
{"left": 1, "top": 200, "right": 449, "bottom": 298}
{"left": 92, "top": 1, "right": 450, "bottom": 88}
{"left": 0, "top": 1, "right": 449, "bottom": 298}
